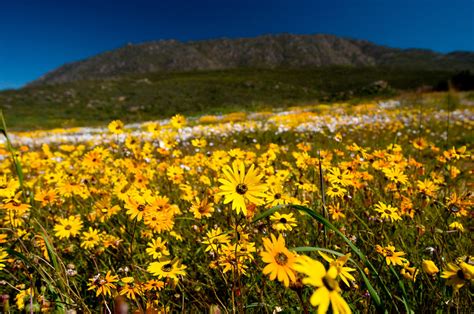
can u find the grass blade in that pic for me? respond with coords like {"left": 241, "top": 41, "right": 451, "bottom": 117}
{"left": 0, "top": 110, "right": 25, "bottom": 192}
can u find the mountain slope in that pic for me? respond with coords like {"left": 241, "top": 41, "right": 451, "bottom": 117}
{"left": 30, "top": 34, "right": 474, "bottom": 86}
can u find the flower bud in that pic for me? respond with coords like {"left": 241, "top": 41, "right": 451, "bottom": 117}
{"left": 422, "top": 260, "right": 439, "bottom": 275}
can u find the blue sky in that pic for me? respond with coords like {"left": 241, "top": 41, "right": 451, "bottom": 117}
{"left": 1, "top": 0, "right": 473, "bottom": 90}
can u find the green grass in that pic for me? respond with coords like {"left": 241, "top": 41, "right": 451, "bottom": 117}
{"left": 0, "top": 66, "right": 454, "bottom": 130}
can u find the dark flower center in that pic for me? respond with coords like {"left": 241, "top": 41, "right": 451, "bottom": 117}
{"left": 322, "top": 275, "right": 338, "bottom": 291}
{"left": 274, "top": 193, "right": 282, "bottom": 199}
{"left": 65, "top": 225, "right": 72, "bottom": 231}
{"left": 456, "top": 269, "right": 465, "bottom": 280}
{"left": 161, "top": 263, "right": 172, "bottom": 272}
{"left": 275, "top": 252, "right": 288, "bottom": 266}
{"left": 236, "top": 184, "right": 248, "bottom": 195}
{"left": 449, "top": 205, "right": 460, "bottom": 213}
{"left": 137, "top": 204, "right": 146, "bottom": 211}
{"left": 279, "top": 218, "right": 287, "bottom": 224}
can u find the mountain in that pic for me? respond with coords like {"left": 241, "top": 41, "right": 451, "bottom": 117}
{"left": 30, "top": 33, "right": 474, "bottom": 86}
{"left": 3, "top": 33, "right": 473, "bottom": 130}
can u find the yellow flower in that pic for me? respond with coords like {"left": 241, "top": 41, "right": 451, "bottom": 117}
{"left": 443, "top": 146, "right": 468, "bottom": 161}
{"left": 166, "top": 165, "right": 184, "bottom": 184}
{"left": 143, "top": 279, "right": 165, "bottom": 292}
{"left": 124, "top": 194, "right": 150, "bottom": 222}
{"left": 218, "top": 242, "right": 253, "bottom": 275}
{"left": 270, "top": 212, "right": 298, "bottom": 231}
{"left": 170, "top": 114, "right": 186, "bottom": 129}
{"left": 412, "top": 137, "right": 428, "bottom": 150}
{"left": 53, "top": 216, "right": 83, "bottom": 239}
{"left": 82, "top": 148, "right": 108, "bottom": 170}
{"left": 374, "top": 202, "right": 401, "bottom": 222}
{"left": 326, "top": 185, "right": 347, "bottom": 198}
{"left": 328, "top": 203, "right": 346, "bottom": 221}
{"left": 143, "top": 208, "right": 175, "bottom": 233}
{"left": 375, "top": 245, "right": 406, "bottom": 266}
{"left": 3, "top": 206, "right": 28, "bottom": 227}
{"left": 417, "top": 179, "right": 438, "bottom": 197}
{"left": 80, "top": 227, "right": 101, "bottom": 250}
{"left": 422, "top": 260, "right": 439, "bottom": 276}
{"left": 15, "top": 288, "right": 32, "bottom": 310}
{"left": 0, "top": 248, "right": 8, "bottom": 271}
{"left": 88, "top": 271, "right": 118, "bottom": 297}
{"left": 146, "top": 122, "right": 161, "bottom": 135}
{"left": 318, "top": 252, "right": 356, "bottom": 287}
{"left": 202, "top": 228, "right": 230, "bottom": 253}
{"left": 449, "top": 221, "right": 464, "bottom": 232}
{"left": 147, "top": 260, "right": 187, "bottom": 281}
{"left": 191, "top": 138, "right": 207, "bottom": 148}
{"left": 327, "top": 167, "right": 354, "bottom": 187}
{"left": 0, "top": 176, "right": 19, "bottom": 198}
{"left": 189, "top": 196, "right": 215, "bottom": 219}
{"left": 34, "top": 189, "right": 57, "bottom": 207}
{"left": 119, "top": 277, "right": 142, "bottom": 301}
{"left": 441, "top": 261, "right": 474, "bottom": 291}
{"left": 382, "top": 167, "right": 408, "bottom": 185}
{"left": 145, "top": 238, "right": 170, "bottom": 259}
{"left": 108, "top": 120, "right": 124, "bottom": 134}
{"left": 1, "top": 195, "right": 31, "bottom": 212}
{"left": 400, "top": 260, "right": 418, "bottom": 282}
{"left": 294, "top": 255, "right": 351, "bottom": 314}
{"left": 260, "top": 234, "right": 297, "bottom": 287}
{"left": 265, "top": 185, "right": 289, "bottom": 208}
{"left": 218, "top": 160, "right": 267, "bottom": 215}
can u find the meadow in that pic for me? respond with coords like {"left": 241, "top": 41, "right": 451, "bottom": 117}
{"left": 0, "top": 92, "right": 472, "bottom": 313}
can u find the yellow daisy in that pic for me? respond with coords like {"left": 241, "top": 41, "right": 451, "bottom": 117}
{"left": 80, "top": 227, "right": 101, "bottom": 250}
{"left": 270, "top": 212, "right": 298, "bottom": 231}
{"left": 375, "top": 245, "right": 406, "bottom": 266}
{"left": 53, "top": 216, "right": 83, "bottom": 239}
{"left": 145, "top": 237, "right": 170, "bottom": 259}
{"left": 218, "top": 160, "right": 267, "bottom": 215}
{"left": 147, "top": 260, "right": 187, "bottom": 281}
{"left": 260, "top": 234, "right": 297, "bottom": 287}
{"left": 441, "top": 261, "right": 474, "bottom": 291}
{"left": 88, "top": 271, "right": 118, "bottom": 297}
{"left": 294, "top": 255, "right": 351, "bottom": 314}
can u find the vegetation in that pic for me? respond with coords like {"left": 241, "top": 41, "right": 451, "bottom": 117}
{"left": 0, "top": 93, "right": 472, "bottom": 312}
{"left": 0, "top": 66, "right": 456, "bottom": 130}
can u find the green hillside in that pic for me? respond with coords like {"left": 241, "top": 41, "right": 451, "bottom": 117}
{"left": 0, "top": 66, "right": 454, "bottom": 130}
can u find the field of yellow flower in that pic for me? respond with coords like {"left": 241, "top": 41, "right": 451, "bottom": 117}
{"left": 0, "top": 93, "right": 472, "bottom": 313}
